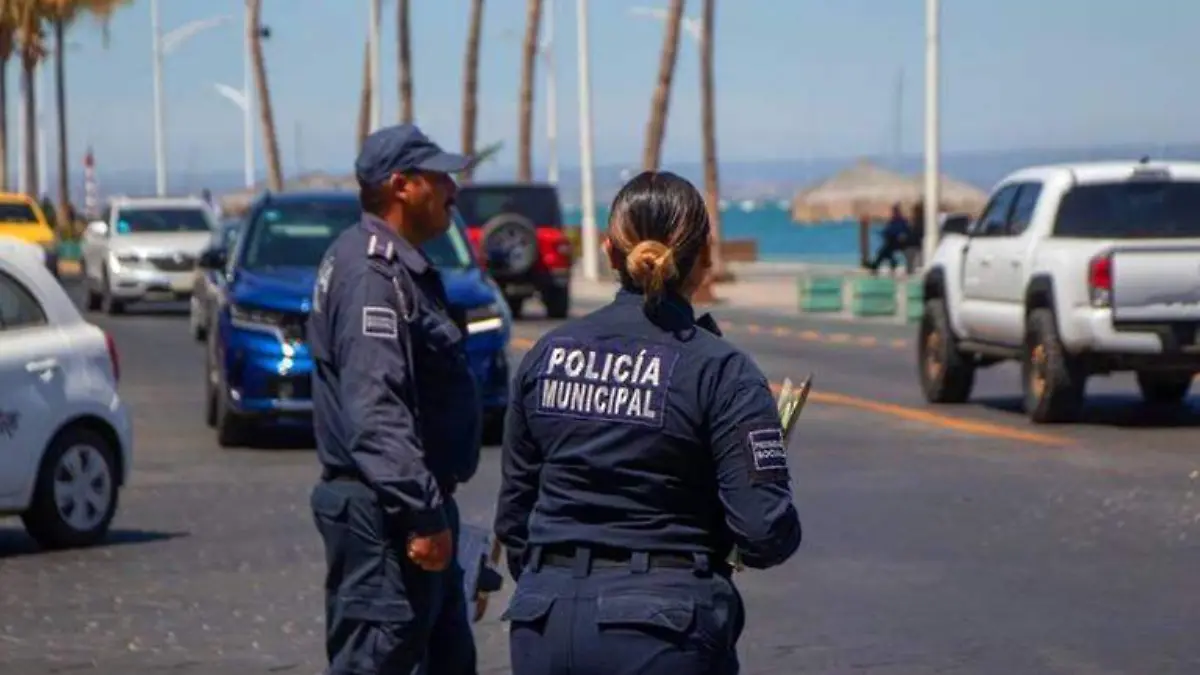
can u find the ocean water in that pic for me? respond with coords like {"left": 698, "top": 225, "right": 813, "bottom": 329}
{"left": 563, "top": 203, "right": 872, "bottom": 266}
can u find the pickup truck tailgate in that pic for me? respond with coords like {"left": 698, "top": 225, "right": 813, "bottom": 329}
{"left": 1111, "top": 247, "right": 1200, "bottom": 321}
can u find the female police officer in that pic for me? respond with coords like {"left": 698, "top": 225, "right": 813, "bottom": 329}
{"left": 494, "top": 171, "right": 802, "bottom": 674}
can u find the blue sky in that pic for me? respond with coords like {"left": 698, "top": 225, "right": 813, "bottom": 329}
{"left": 5, "top": 0, "right": 1197, "bottom": 177}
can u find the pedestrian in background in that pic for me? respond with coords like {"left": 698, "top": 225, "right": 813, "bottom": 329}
{"left": 307, "top": 124, "right": 482, "bottom": 674}
{"left": 495, "top": 171, "right": 803, "bottom": 675}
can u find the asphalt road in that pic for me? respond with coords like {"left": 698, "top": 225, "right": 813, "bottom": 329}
{"left": 1, "top": 284, "right": 1199, "bottom": 674}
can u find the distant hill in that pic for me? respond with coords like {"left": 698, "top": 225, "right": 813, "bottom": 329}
{"left": 75, "top": 141, "right": 1200, "bottom": 206}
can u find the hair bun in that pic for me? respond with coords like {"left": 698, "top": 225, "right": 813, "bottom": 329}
{"left": 625, "top": 239, "right": 678, "bottom": 296}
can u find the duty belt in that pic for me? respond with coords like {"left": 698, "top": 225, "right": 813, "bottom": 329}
{"left": 532, "top": 543, "right": 729, "bottom": 578}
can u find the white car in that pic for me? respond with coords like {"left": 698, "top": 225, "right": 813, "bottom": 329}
{"left": 0, "top": 241, "right": 132, "bottom": 549}
{"left": 79, "top": 196, "right": 217, "bottom": 314}
{"left": 919, "top": 159, "right": 1200, "bottom": 422}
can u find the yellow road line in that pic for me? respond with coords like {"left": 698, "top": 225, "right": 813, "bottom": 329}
{"left": 509, "top": 336, "right": 1072, "bottom": 447}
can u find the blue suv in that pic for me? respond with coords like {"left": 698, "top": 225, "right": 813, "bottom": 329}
{"left": 198, "top": 191, "right": 512, "bottom": 448}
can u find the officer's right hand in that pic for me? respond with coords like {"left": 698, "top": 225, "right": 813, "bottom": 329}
{"left": 407, "top": 529, "right": 453, "bottom": 571}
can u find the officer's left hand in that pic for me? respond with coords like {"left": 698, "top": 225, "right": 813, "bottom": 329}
{"left": 407, "top": 529, "right": 453, "bottom": 572}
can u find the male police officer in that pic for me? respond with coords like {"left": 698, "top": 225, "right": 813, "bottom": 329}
{"left": 308, "top": 124, "right": 482, "bottom": 675}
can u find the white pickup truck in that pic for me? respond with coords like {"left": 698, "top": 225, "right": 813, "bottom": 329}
{"left": 918, "top": 159, "right": 1200, "bottom": 423}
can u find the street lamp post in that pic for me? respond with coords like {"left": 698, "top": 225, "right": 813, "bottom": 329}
{"left": 544, "top": 0, "right": 558, "bottom": 185}
{"left": 922, "top": 0, "right": 941, "bottom": 268}
{"left": 576, "top": 0, "right": 599, "bottom": 281}
{"left": 151, "top": 3, "right": 236, "bottom": 196}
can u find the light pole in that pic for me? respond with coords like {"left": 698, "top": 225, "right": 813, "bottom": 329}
{"left": 543, "top": 0, "right": 559, "bottom": 184}
{"left": 210, "top": 6, "right": 266, "bottom": 189}
{"left": 368, "top": 0, "right": 381, "bottom": 131}
{"left": 922, "top": 0, "right": 941, "bottom": 269}
{"left": 576, "top": 0, "right": 599, "bottom": 280}
{"left": 151, "top": 2, "right": 235, "bottom": 196}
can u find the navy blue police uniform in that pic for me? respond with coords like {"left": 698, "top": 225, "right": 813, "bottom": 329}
{"left": 494, "top": 288, "right": 803, "bottom": 674}
{"left": 308, "top": 124, "right": 482, "bottom": 675}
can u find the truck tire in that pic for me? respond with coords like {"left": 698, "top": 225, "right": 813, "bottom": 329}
{"left": 917, "top": 299, "right": 975, "bottom": 403}
{"left": 1022, "top": 308, "right": 1085, "bottom": 423}
{"left": 1135, "top": 372, "right": 1193, "bottom": 405}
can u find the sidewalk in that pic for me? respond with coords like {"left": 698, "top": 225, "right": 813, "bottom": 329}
{"left": 570, "top": 261, "right": 923, "bottom": 324}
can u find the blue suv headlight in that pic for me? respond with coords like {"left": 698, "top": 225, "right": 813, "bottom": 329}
{"left": 465, "top": 302, "right": 505, "bottom": 335}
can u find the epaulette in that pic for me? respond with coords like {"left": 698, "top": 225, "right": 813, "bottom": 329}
{"left": 365, "top": 233, "right": 397, "bottom": 261}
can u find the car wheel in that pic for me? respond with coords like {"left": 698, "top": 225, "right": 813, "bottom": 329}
{"left": 917, "top": 299, "right": 974, "bottom": 403}
{"left": 504, "top": 294, "right": 526, "bottom": 320}
{"left": 191, "top": 303, "right": 208, "bottom": 342}
{"left": 542, "top": 286, "right": 570, "bottom": 320}
{"left": 21, "top": 426, "right": 120, "bottom": 550}
{"left": 481, "top": 214, "right": 539, "bottom": 278}
{"left": 1022, "top": 308, "right": 1086, "bottom": 423}
{"left": 101, "top": 269, "right": 125, "bottom": 316}
{"left": 1135, "top": 372, "right": 1193, "bottom": 405}
{"left": 214, "top": 378, "right": 252, "bottom": 448}
{"left": 204, "top": 350, "right": 218, "bottom": 428}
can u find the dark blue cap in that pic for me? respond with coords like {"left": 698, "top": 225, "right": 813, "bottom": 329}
{"left": 354, "top": 124, "right": 471, "bottom": 185}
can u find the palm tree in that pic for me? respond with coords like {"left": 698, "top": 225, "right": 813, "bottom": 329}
{"left": 356, "top": 39, "right": 371, "bottom": 150}
{"left": 43, "top": 0, "right": 131, "bottom": 232}
{"left": 642, "top": 0, "right": 685, "bottom": 172}
{"left": 396, "top": 0, "right": 413, "bottom": 124}
{"left": 247, "top": 0, "right": 282, "bottom": 191}
{"left": 13, "top": 0, "right": 45, "bottom": 198}
{"left": 699, "top": 0, "right": 723, "bottom": 280}
{"left": 516, "top": 0, "right": 542, "bottom": 182}
{"left": 0, "top": 8, "right": 16, "bottom": 191}
{"left": 460, "top": 0, "right": 484, "bottom": 182}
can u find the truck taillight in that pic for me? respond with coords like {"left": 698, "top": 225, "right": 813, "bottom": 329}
{"left": 1087, "top": 253, "right": 1112, "bottom": 307}
{"left": 104, "top": 331, "right": 120, "bottom": 384}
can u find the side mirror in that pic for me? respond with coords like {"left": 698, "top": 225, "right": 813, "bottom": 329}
{"left": 198, "top": 247, "right": 227, "bottom": 270}
{"left": 86, "top": 220, "right": 108, "bottom": 237}
{"left": 940, "top": 214, "right": 971, "bottom": 236}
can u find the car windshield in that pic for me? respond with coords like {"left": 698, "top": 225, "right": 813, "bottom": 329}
{"left": 0, "top": 202, "right": 39, "bottom": 223}
{"left": 239, "top": 199, "right": 474, "bottom": 271}
{"left": 115, "top": 207, "right": 213, "bottom": 234}
{"left": 1053, "top": 179, "right": 1200, "bottom": 238}
{"left": 457, "top": 186, "right": 563, "bottom": 226}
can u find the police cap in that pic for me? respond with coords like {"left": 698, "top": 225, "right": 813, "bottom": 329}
{"left": 355, "top": 124, "right": 472, "bottom": 185}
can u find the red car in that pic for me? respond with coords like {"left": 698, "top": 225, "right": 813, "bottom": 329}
{"left": 457, "top": 182, "right": 573, "bottom": 319}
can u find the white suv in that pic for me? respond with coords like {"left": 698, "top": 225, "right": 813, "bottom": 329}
{"left": 79, "top": 197, "right": 217, "bottom": 314}
{"left": 0, "top": 239, "right": 132, "bottom": 548}
{"left": 919, "top": 159, "right": 1200, "bottom": 423}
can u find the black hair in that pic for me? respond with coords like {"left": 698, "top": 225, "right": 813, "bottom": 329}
{"left": 358, "top": 180, "right": 388, "bottom": 216}
{"left": 607, "top": 171, "right": 711, "bottom": 300}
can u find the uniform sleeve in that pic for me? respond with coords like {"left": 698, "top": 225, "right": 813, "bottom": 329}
{"left": 494, "top": 349, "right": 542, "bottom": 580}
{"left": 336, "top": 265, "right": 446, "bottom": 536}
{"left": 709, "top": 367, "right": 802, "bottom": 570}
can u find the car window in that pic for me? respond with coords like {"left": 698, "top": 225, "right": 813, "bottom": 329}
{"left": 972, "top": 185, "right": 1020, "bottom": 237}
{"left": 1053, "top": 180, "right": 1200, "bottom": 238}
{"left": 456, "top": 186, "right": 563, "bottom": 226}
{"left": 0, "top": 270, "right": 47, "bottom": 330}
{"left": 0, "top": 202, "right": 41, "bottom": 224}
{"left": 115, "top": 207, "right": 213, "bottom": 234}
{"left": 239, "top": 200, "right": 474, "bottom": 271}
{"left": 1008, "top": 183, "right": 1043, "bottom": 236}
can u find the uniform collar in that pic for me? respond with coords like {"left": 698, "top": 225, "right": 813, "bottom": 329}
{"left": 361, "top": 214, "right": 429, "bottom": 274}
{"left": 616, "top": 286, "right": 723, "bottom": 334}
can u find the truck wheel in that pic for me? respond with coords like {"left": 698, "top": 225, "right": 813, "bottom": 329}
{"left": 214, "top": 380, "right": 251, "bottom": 448}
{"left": 917, "top": 299, "right": 975, "bottom": 403}
{"left": 542, "top": 286, "right": 570, "bottom": 319}
{"left": 1135, "top": 372, "right": 1193, "bottom": 405}
{"left": 1023, "top": 308, "right": 1085, "bottom": 423}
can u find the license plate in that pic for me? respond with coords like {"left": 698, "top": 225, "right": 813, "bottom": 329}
{"left": 170, "top": 279, "right": 191, "bottom": 293}
{"left": 504, "top": 283, "right": 535, "bottom": 296}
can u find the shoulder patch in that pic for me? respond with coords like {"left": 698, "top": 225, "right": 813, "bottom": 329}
{"left": 313, "top": 256, "right": 334, "bottom": 314}
{"left": 362, "top": 306, "right": 399, "bottom": 339}
{"left": 533, "top": 337, "right": 679, "bottom": 428}
{"left": 366, "top": 233, "right": 397, "bottom": 261}
{"left": 743, "top": 425, "right": 789, "bottom": 484}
